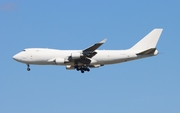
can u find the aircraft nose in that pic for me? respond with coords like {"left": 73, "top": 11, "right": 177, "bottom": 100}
{"left": 13, "top": 54, "right": 18, "bottom": 60}
{"left": 13, "top": 54, "right": 21, "bottom": 61}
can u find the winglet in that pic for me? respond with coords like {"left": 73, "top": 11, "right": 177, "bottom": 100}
{"left": 100, "top": 38, "right": 107, "bottom": 44}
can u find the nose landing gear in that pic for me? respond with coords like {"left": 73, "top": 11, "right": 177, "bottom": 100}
{"left": 27, "top": 64, "right": 30, "bottom": 71}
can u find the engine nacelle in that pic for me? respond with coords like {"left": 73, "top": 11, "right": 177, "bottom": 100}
{"left": 71, "top": 52, "right": 82, "bottom": 59}
{"left": 55, "top": 58, "right": 65, "bottom": 65}
{"left": 66, "top": 65, "right": 75, "bottom": 70}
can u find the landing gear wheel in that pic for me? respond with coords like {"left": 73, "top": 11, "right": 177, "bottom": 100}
{"left": 76, "top": 67, "right": 80, "bottom": 71}
{"left": 87, "top": 68, "right": 90, "bottom": 72}
{"left": 81, "top": 70, "right": 84, "bottom": 73}
{"left": 27, "top": 68, "right": 30, "bottom": 71}
{"left": 27, "top": 64, "right": 30, "bottom": 71}
{"left": 75, "top": 65, "right": 90, "bottom": 73}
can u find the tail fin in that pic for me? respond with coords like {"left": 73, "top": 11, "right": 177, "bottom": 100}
{"left": 130, "top": 29, "right": 163, "bottom": 50}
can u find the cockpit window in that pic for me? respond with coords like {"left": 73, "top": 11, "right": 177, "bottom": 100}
{"left": 22, "top": 50, "right": 26, "bottom": 51}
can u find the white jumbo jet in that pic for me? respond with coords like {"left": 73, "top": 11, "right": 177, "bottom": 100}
{"left": 13, "top": 29, "right": 163, "bottom": 73}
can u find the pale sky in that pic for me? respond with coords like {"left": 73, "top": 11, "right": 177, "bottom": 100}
{"left": 1, "top": 1, "right": 180, "bottom": 113}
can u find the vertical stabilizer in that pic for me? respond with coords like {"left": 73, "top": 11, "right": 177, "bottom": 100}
{"left": 130, "top": 29, "right": 163, "bottom": 50}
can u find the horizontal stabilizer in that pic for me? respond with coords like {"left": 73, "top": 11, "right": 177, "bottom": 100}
{"left": 136, "top": 48, "right": 156, "bottom": 55}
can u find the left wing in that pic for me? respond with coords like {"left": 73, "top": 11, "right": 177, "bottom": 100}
{"left": 83, "top": 39, "right": 107, "bottom": 58}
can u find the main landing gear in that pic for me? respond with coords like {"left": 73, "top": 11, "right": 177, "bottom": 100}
{"left": 75, "top": 66, "right": 90, "bottom": 73}
{"left": 27, "top": 64, "right": 30, "bottom": 71}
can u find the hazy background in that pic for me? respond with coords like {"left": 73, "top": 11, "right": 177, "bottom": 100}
{"left": 1, "top": 0, "right": 180, "bottom": 113}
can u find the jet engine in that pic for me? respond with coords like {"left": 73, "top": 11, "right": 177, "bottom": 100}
{"left": 55, "top": 58, "right": 65, "bottom": 65}
{"left": 71, "top": 52, "right": 82, "bottom": 59}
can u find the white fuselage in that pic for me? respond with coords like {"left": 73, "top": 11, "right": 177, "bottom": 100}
{"left": 13, "top": 48, "right": 157, "bottom": 66}
{"left": 12, "top": 29, "right": 162, "bottom": 72}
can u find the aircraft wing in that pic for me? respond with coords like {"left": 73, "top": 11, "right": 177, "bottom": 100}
{"left": 83, "top": 39, "right": 107, "bottom": 58}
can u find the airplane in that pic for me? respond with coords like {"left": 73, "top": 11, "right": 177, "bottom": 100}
{"left": 13, "top": 29, "right": 163, "bottom": 73}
